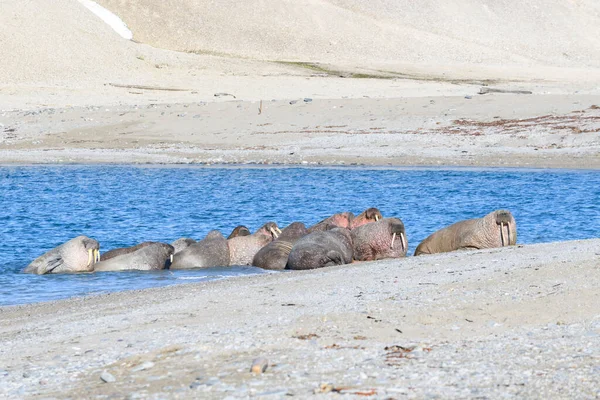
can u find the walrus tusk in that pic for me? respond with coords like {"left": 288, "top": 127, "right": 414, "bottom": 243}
{"left": 507, "top": 223, "right": 511, "bottom": 245}
{"left": 401, "top": 232, "right": 406, "bottom": 253}
{"left": 375, "top": 215, "right": 379, "bottom": 221}
{"left": 94, "top": 249, "right": 100, "bottom": 263}
{"left": 170, "top": 254, "right": 174, "bottom": 263}
{"left": 87, "top": 249, "right": 93, "bottom": 266}
{"left": 500, "top": 222, "right": 506, "bottom": 246}
{"left": 275, "top": 227, "right": 282, "bottom": 234}
{"left": 270, "top": 227, "right": 279, "bottom": 238}
{"left": 391, "top": 232, "right": 396, "bottom": 249}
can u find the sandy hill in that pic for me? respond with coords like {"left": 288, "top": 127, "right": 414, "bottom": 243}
{"left": 1, "top": 0, "right": 600, "bottom": 87}
{"left": 96, "top": 0, "right": 600, "bottom": 68}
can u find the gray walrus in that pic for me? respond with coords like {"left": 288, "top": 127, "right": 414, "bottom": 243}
{"left": 23, "top": 235, "right": 100, "bottom": 274}
{"left": 228, "top": 222, "right": 281, "bottom": 266}
{"left": 352, "top": 217, "right": 407, "bottom": 261}
{"left": 227, "top": 225, "right": 251, "bottom": 239}
{"left": 286, "top": 227, "right": 353, "bottom": 270}
{"left": 100, "top": 241, "right": 155, "bottom": 261}
{"left": 93, "top": 242, "right": 174, "bottom": 272}
{"left": 414, "top": 209, "right": 517, "bottom": 256}
{"left": 253, "top": 222, "right": 308, "bottom": 270}
{"left": 171, "top": 238, "right": 197, "bottom": 254}
{"left": 170, "top": 230, "right": 230, "bottom": 270}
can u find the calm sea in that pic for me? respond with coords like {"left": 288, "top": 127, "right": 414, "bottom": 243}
{"left": 0, "top": 166, "right": 598, "bottom": 306}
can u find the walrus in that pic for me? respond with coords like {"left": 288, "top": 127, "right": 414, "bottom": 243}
{"left": 23, "top": 235, "right": 100, "bottom": 274}
{"left": 253, "top": 222, "right": 308, "bottom": 270}
{"left": 228, "top": 222, "right": 281, "bottom": 266}
{"left": 351, "top": 217, "right": 407, "bottom": 261}
{"left": 414, "top": 209, "right": 517, "bottom": 256}
{"left": 171, "top": 238, "right": 197, "bottom": 254}
{"left": 227, "top": 225, "right": 251, "bottom": 239}
{"left": 307, "top": 212, "right": 354, "bottom": 233}
{"left": 100, "top": 241, "right": 155, "bottom": 261}
{"left": 350, "top": 207, "right": 383, "bottom": 229}
{"left": 286, "top": 227, "right": 353, "bottom": 270}
{"left": 93, "top": 242, "right": 174, "bottom": 272}
{"left": 170, "top": 230, "right": 230, "bottom": 270}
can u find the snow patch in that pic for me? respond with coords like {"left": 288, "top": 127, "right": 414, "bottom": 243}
{"left": 78, "top": 0, "right": 133, "bottom": 40}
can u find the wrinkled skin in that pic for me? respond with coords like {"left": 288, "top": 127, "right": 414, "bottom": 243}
{"left": 170, "top": 230, "right": 229, "bottom": 270}
{"left": 93, "top": 243, "right": 174, "bottom": 272}
{"left": 23, "top": 236, "right": 100, "bottom": 274}
{"left": 352, "top": 218, "right": 407, "bottom": 261}
{"left": 308, "top": 212, "right": 354, "bottom": 233}
{"left": 171, "top": 238, "right": 196, "bottom": 254}
{"left": 414, "top": 209, "right": 517, "bottom": 256}
{"left": 227, "top": 225, "right": 251, "bottom": 239}
{"left": 350, "top": 207, "right": 383, "bottom": 230}
{"left": 101, "top": 241, "right": 155, "bottom": 261}
{"left": 286, "top": 228, "right": 353, "bottom": 270}
{"left": 228, "top": 222, "right": 281, "bottom": 266}
{"left": 253, "top": 222, "right": 309, "bottom": 270}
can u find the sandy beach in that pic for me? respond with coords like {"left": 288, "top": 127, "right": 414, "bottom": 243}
{"left": 1, "top": 1, "right": 600, "bottom": 398}
{"left": 2, "top": 1, "right": 600, "bottom": 168}
{"left": 1, "top": 240, "right": 599, "bottom": 398}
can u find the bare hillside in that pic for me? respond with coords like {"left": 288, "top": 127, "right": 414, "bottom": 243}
{"left": 97, "top": 0, "right": 600, "bottom": 68}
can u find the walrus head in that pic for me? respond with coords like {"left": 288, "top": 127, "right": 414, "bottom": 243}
{"left": 256, "top": 222, "right": 282, "bottom": 239}
{"left": 24, "top": 235, "right": 100, "bottom": 274}
{"left": 350, "top": 207, "right": 383, "bottom": 229}
{"left": 227, "top": 225, "right": 251, "bottom": 239}
{"left": 494, "top": 209, "right": 517, "bottom": 246}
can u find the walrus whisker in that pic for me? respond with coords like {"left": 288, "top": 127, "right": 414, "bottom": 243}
{"left": 500, "top": 222, "right": 506, "bottom": 246}
{"left": 391, "top": 232, "right": 396, "bottom": 249}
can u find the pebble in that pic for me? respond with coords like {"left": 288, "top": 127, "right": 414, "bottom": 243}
{"left": 100, "top": 371, "right": 116, "bottom": 383}
{"left": 255, "top": 389, "right": 288, "bottom": 397}
{"left": 303, "top": 98, "right": 313, "bottom": 102}
{"left": 132, "top": 361, "right": 155, "bottom": 372}
{"left": 289, "top": 100, "right": 298, "bottom": 105}
{"left": 250, "top": 357, "right": 269, "bottom": 374}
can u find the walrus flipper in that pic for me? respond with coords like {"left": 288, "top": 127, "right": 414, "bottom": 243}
{"left": 42, "top": 255, "right": 65, "bottom": 274}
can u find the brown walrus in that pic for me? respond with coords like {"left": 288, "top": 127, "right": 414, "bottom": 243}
{"left": 170, "top": 230, "right": 230, "bottom": 270}
{"left": 228, "top": 222, "right": 281, "bottom": 266}
{"left": 23, "top": 236, "right": 100, "bottom": 274}
{"left": 350, "top": 207, "right": 383, "bottom": 229}
{"left": 351, "top": 217, "right": 407, "bottom": 261}
{"left": 286, "top": 228, "right": 353, "bottom": 270}
{"left": 414, "top": 209, "right": 517, "bottom": 256}
{"left": 227, "top": 225, "right": 251, "bottom": 239}
{"left": 253, "top": 222, "right": 308, "bottom": 270}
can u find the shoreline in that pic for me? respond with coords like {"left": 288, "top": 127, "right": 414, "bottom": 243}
{"left": 2, "top": 162, "right": 600, "bottom": 171}
{"left": 1, "top": 239, "right": 599, "bottom": 398}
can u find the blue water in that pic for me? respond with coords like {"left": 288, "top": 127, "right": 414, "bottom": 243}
{"left": 0, "top": 166, "right": 598, "bottom": 306}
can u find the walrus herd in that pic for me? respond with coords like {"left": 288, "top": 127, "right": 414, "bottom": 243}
{"left": 23, "top": 209, "right": 517, "bottom": 275}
